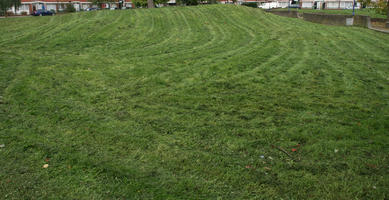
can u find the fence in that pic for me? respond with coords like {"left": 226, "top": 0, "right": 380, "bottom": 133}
{"left": 266, "top": 10, "right": 382, "bottom": 29}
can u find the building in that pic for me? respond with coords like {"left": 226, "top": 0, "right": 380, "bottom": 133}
{"left": 301, "top": 0, "right": 360, "bottom": 9}
{"left": 8, "top": 0, "right": 134, "bottom": 15}
{"left": 9, "top": 0, "right": 92, "bottom": 15}
{"left": 218, "top": 0, "right": 363, "bottom": 9}
{"left": 7, "top": 0, "right": 369, "bottom": 15}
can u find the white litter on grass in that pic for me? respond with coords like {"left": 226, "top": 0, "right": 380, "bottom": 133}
{"left": 0, "top": 144, "right": 5, "bottom": 148}
{"left": 260, "top": 155, "right": 265, "bottom": 159}
{"left": 334, "top": 149, "right": 339, "bottom": 153}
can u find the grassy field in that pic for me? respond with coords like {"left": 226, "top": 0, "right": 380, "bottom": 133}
{"left": 273, "top": 8, "right": 387, "bottom": 18}
{"left": 1, "top": 5, "right": 389, "bottom": 199}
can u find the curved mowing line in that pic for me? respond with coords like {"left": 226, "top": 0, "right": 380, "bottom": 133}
{"left": 0, "top": 16, "right": 65, "bottom": 45}
{"left": 131, "top": 9, "right": 183, "bottom": 51}
{"left": 172, "top": 7, "right": 221, "bottom": 52}
{"left": 123, "top": 8, "right": 200, "bottom": 56}
{"left": 129, "top": 7, "right": 230, "bottom": 60}
{"left": 138, "top": 8, "right": 199, "bottom": 53}
{"left": 31, "top": 14, "right": 105, "bottom": 45}
{"left": 229, "top": 39, "right": 282, "bottom": 80}
{"left": 209, "top": 7, "right": 271, "bottom": 59}
{"left": 342, "top": 27, "right": 389, "bottom": 49}
{"left": 283, "top": 39, "right": 311, "bottom": 80}
{"left": 332, "top": 28, "right": 388, "bottom": 62}
{"left": 162, "top": 6, "right": 256, "bottom": 68}
{"left": 172, "top": 7, "right": 231, "bottom": 55}
{"left": 325, "top": 37, "right": 389, "bottom": 92}
{"left": 126, "top": 12, "right": 171, "bottom": 49}
{"left": 171, "top": 7, "right": 253, "bottom": 61}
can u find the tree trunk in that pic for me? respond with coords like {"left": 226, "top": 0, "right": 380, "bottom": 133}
{"left": 386, "top": 0, "right": 389, "bottom": 28}
{"left": 387, "top": 0, "right": 389, "bottom": 19}
{"left": 147, "top": 0, "right": 154, "bottom": 8}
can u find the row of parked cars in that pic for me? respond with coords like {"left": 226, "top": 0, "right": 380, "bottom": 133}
{"left": 32, "top": 7, "right": 130, "bottom": 16}
{"left": 258, "top": 2, "right": 300, "bottom": 9}
{"left": 85, "top": 7, "right": 131, "bottom": 11}
{"left": 84, "top": 8, "right": 100, "bottom": 11}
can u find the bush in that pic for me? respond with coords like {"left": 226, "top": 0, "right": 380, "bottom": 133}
{"left": 21, "top": 11, "right": 28, "bottom": 15}
{"left": 373, "top": 0, "right": 388, "bottom": 15}
{"left": 241, "top": 2, "right": 258, "bottom": 8}
{"left": 358, "top": 0, "right": 372, "bottom": 8}
{"left": 186, "top": 0, "right": 199, "bottom": 5}
{"left": 133, "top": 0, "right": 148, "bottom": 8}
{"left": 65, "top": 4, "right": 76, "bottom": 12}
{"left": 6, "top": 11, "right": 14, "bottom": 16}
{"left": 176, "top": 0, "right": 199, "bottom": 5}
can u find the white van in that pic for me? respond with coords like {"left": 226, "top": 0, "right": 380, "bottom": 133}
{"left": 258, "top": 2, "right": 279, "bottom": 9}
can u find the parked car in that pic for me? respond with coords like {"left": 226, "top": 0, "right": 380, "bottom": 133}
{"left": 85, "top": 8, "right": 99, "bottom": 11}
{"left": 288, "top": 4, "right": 301, "bottom": 9}
{"left": 258, "top": 2, "right": 278, "bottom": 9}
{"left": 32, "top": 10, "right": 54, "bottom": 16}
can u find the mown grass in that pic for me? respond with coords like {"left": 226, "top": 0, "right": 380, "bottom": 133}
{"left": 274, "top": 7, "right": 388, "bottom": 18}
{"left": 0, "top": 5, "right": 389, "bottom": 199}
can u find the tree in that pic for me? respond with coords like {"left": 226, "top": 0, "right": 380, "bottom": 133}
{"left": 176, "top": 0, "right": 199, "bottom": 6}
{"left": 65, "top": 3, "right": 76, "bottom": 12}
{"left": 0, "top": 0, "right": 21, "bottom": 16}
{"left": 12, "top": 0, "right": 19, "bottom": 14}
{"left": 372, "top": 0, "right": 389, "bottom": 28}
{"left": 91, "top": 0, "right": 117, "bottom": 9}
{"left": 91, "top": 0, "right": 105, "bottom": 8}
{"left": 132, "top": 0, "right": 167, "bottom": 8}
{"left": 0, "top": 0, "right": 10, "bottom": 16}
{"left": 384, "top": 0, "right": 388, "bottom": 14}
{"left": 373, "top": 0, "right": 388, "bottom": 15}
{"left": 357, "top": 0, "right": 371, "bottom": 8}
{"left": 147, "top": 0, "right": 154, "bottom": 8}
{"left": 386, "top": 0, "right": 389, "bottom": 28}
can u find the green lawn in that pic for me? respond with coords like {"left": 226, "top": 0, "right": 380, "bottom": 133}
{"left": 1, "top": 5, "right": 389, "bottom": 199}
{"left": 273, "top": 8, "right": 387, "bottom": 18}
